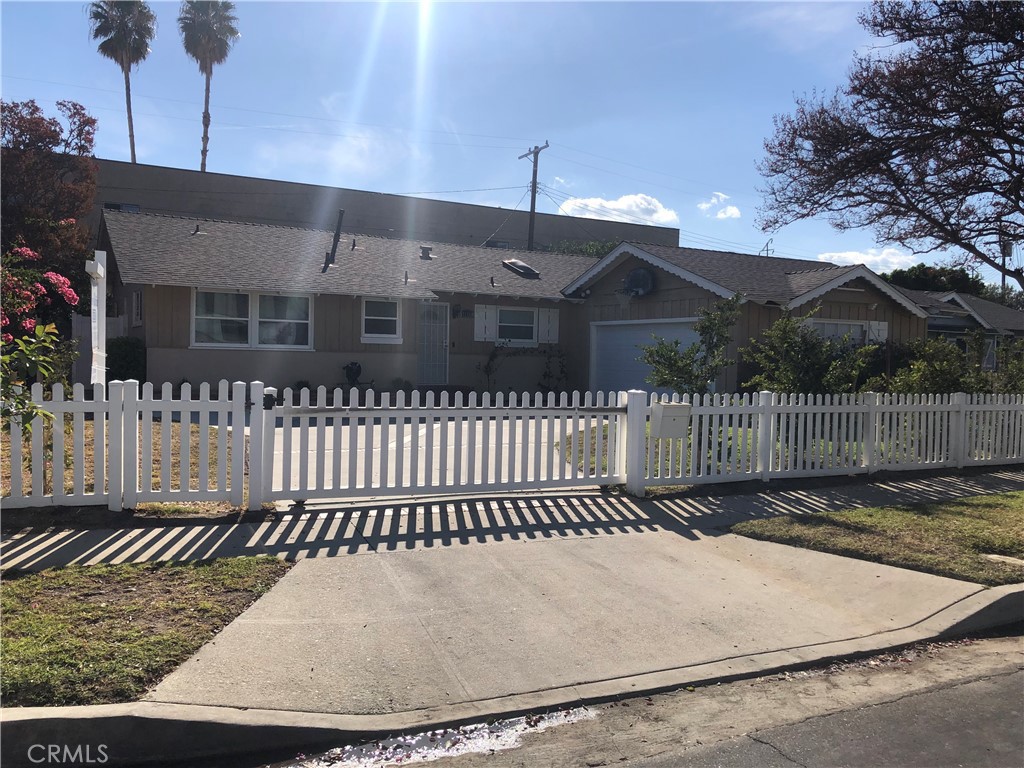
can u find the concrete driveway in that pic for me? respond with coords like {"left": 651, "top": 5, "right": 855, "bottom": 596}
{"left": 146, "top": 470, "right": 1024, "bottom": 718}
{"left": 269, "top": 418, "right": 589, "bottom": 506}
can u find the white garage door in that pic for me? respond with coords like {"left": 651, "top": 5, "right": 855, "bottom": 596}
{"left": 591, "top": 321, "right": 699, "bottom": 394}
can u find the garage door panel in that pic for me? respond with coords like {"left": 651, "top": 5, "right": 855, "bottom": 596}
{"left": 592, "top": 322, "right": 698, "bottom": 394}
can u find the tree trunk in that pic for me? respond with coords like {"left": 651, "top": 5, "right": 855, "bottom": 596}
{"left": 124, "top": 67, "right": 136, "bottom": 164}
{"left": 200, "top": 72, "right": 211, "bottom": 173}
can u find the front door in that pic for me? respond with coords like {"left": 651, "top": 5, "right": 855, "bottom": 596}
{"left": 417, "top": 301, "right": 449, "bottom": 386}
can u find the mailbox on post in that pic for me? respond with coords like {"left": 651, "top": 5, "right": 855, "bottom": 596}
{"left": 649, "top": 402, "right": 692, "bottom": 439}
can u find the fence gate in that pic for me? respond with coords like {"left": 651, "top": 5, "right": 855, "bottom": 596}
{"left": 255, "top": 386, "right": 627, "bottom": 504}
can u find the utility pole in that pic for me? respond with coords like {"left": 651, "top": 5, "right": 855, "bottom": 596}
{"left": 519, "top": 140, "right": 549, "bottom": 251}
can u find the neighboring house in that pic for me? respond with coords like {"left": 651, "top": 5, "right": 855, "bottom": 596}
{"left": 560, "top": 243, "right": 928, "bottom": 392}
{"left": 898, "top": 289, "right": 1024, "bottom": 368}
{"left": 95, "top": 212, "right": 929, "bottom": 394}
{"left": 90, "top": 158, "right": 680, "bottom": 252}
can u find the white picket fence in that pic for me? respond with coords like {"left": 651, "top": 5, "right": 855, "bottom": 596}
{"left": 259, "top": 386, "right": 626, "bottom": 502}
{"left": 634, "top": 392, "right": 1024, "bottom": 492}
{"left": 2, "top": 381, "right": 1022, "bottom": 510}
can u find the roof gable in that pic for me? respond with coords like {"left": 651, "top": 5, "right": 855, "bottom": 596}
{"left": 564, "top": 242, "right": 925, "bottom": 315}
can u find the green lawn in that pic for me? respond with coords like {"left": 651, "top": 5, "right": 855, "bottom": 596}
{"left": 731, "top": 492, "right": 1024, "bottom": 586}
{"left": 1, "top": 556, "right": 291, "bottom": 707}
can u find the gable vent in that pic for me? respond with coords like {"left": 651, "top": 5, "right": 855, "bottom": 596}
{"left": 502, "top": 258, "right": 540, "bottom": 279}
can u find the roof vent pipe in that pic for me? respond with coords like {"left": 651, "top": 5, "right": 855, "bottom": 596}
{"left": 420, "top": 245, "right": 433, "bottom": 260}
{"left": 326, "top": 209, "right": 345, "bottom": 266}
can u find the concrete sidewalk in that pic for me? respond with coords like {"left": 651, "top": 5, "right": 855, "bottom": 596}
{"left": 2, "top": 469, "right": 1023, "bottom": 767}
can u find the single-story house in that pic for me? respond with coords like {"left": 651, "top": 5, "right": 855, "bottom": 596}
{"left": 560, "top": 242, "right": 928, "bottom": 391}
{"left": 897, "top": 288, "right": 1024, "bottom": 368}
{"left": 97, "top": 210, "right": 929, "bottom": 393}
{"left": 99, "top": 209, "right": 596, "bottom": 393}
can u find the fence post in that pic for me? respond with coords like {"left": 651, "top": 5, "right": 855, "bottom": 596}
{"left": 614, "top": 391, "right": 629, "bottom": 481}
{"left": 757, "top": 391, "right": 775, "bottom": 481}
{"left": 247, "top": 381, "right": 266, "bottom": 512}
{"left": 951, "top": 392, "right": 968, "bottom": 469}
{"left": 624, "top": 389, "right": 648, "bottom": 497}
{"left": 230, "top": 381, "right": 247, "bottom": 507}
{"left": 108, "top": 381, "right": 125, "bottom": 511}
{"left": 864, "top": 392, "right": 880, "bottom": 473}
{"left": 121, "top": 380, "right": 140, "bottom": 509}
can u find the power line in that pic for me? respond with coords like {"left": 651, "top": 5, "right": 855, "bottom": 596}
{"left": 539, "top": 183, "right": 825, "bottom": 258}
{"left": 555, "top": 142, "right": 734, "bottom": 193}
{"left": 2, "top": 74, "right": 534, "bottom": 143}
{"left": 37, "top": 99, "right": 522, "bottom": 151}
{"left": 390, "top": 185, "right": 527, "bottom": 196}
{"left": 538, "top": 188, "right": 603, "bottom": 242}
{"left": 479, "top": 187, "right": 532, "bottom": 247}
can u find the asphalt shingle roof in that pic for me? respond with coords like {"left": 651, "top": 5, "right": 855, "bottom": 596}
{"left": 103, "top": 210, "right": 598, "bottom": 301}
{"left": 955, "top": 293, "right": 1024, "bottom": 334}
{"left": 894, "top": 288, "right": 1024, "bottom": 333}
{"left": 622, "top": 243, "right": 860, "bottom": 304}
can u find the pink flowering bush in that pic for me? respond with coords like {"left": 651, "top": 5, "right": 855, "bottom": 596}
{"left": 2, "top": 240, "right": 80, "bottom": 428}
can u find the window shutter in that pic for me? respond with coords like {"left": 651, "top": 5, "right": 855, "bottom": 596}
{"left": 867, "top": 321, "right": 889, "bottom": 342}
{"left": 538, "top": 307, "right": 559, "bottom": 344}
{"left": 474, "top": 304, "right": 497, "bottom": 341}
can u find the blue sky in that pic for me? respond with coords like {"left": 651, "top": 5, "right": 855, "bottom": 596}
{"left": 1, "top": 1, "right": 973, "bottom": 277}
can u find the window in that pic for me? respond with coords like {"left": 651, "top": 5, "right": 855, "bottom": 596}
{"left": 258, "top": 295, "right": 310, "bottom": 347}
{"left": 498, "top": 308, "right": 537, "bottom": 345}
{"left": 808, "top": 319, "right": 866, "bottom": 345}
{"left": 362, "top": 298, "right": 402, "bottom": 343}
{"left": 475, "top": 305, "right": 558, "bottom": 346}
{"left": 131, "top": 290, "right": 143, "bottom": 327}
{"left": 194, "top": 291, "right": 249, "bottom": 345}
{"left": 192, "top": 290, "right": 312, "bottom": 348}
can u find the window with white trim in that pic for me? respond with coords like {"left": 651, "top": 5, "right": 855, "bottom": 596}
{"left": 192, "top": 290, "right": 312, "bottom": 348}
{"left": 258, "top": 295, "right": 310, "bottom": 347}
{"left": 808, "top": 319, "right": 867, "bottom": 345}
{"left": 497, "top": 308, "right": 537, "bottom": 344}
{"left": 361, "top": 298, "right": 402, "bottom": 343}
{"left": 475, "top": 305, "right": 558, "bottom": 346}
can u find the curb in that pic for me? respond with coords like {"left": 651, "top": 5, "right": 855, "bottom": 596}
{"left": 3, "top": 584, "right": 1022, "bottom": 768}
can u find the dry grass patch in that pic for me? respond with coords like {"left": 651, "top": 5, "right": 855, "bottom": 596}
{"left": 1, "top": 419, "right": 263, "bottom": 518}
{"left": 731, "top": 492, "right": 1024, "bottom": 586}
{"left": 1, "top": 556, "right": 292, "bottom": 707}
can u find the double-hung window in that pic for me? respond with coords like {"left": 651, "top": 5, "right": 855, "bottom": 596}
{"left": 497, "top": 308, "right": 537, "bottom": 345}
{"left": 258, "top": 295, "right": 310, "bottom": 347}
{"left": 361, "top": 298, "right": 402, "bottom": 343}
{"left": 194, "top": 291, "right": 250, "bottom": 345}
{"left": 193, "top": 290, "right": 312, "bottom": 348}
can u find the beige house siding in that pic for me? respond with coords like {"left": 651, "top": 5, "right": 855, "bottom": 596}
{"left": 140, "top": 285, "right": 570, "bottom": 392}
{"left": 569, "top": 255, "right": 724, "bottom": 390}
{"left": 575, "top": 263, "right": 927, "bottom": 392}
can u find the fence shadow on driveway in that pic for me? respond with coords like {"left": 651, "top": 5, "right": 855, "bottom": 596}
{"left": 3, "top": 470, "right": 1022, "bottom": 572}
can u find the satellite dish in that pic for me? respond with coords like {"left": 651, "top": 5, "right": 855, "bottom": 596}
{"left": 625, "top": 267, "right": 656, "bottom": 297}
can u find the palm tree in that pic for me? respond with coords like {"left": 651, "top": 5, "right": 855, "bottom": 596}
{"left": 89, "top": 0, "right": 157, "bottom": 164}
{"left": 177, "top": 0, "right": 240, "bottom": 172}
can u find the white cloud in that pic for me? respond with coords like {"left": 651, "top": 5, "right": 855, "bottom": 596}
{"left": 697, "top": 191, "right": 741, "bottom": 220}
{"left": 817, "top": 247, "right": 916, "bottom": 273}
{"left": 552, "top": 176, "right": 570, "bottom": 189}
{"left": 558, "top": 193, "right": 679, "bottom": 226}
{"left": 697, "top": 191, "right": 729, "bottom": 212}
